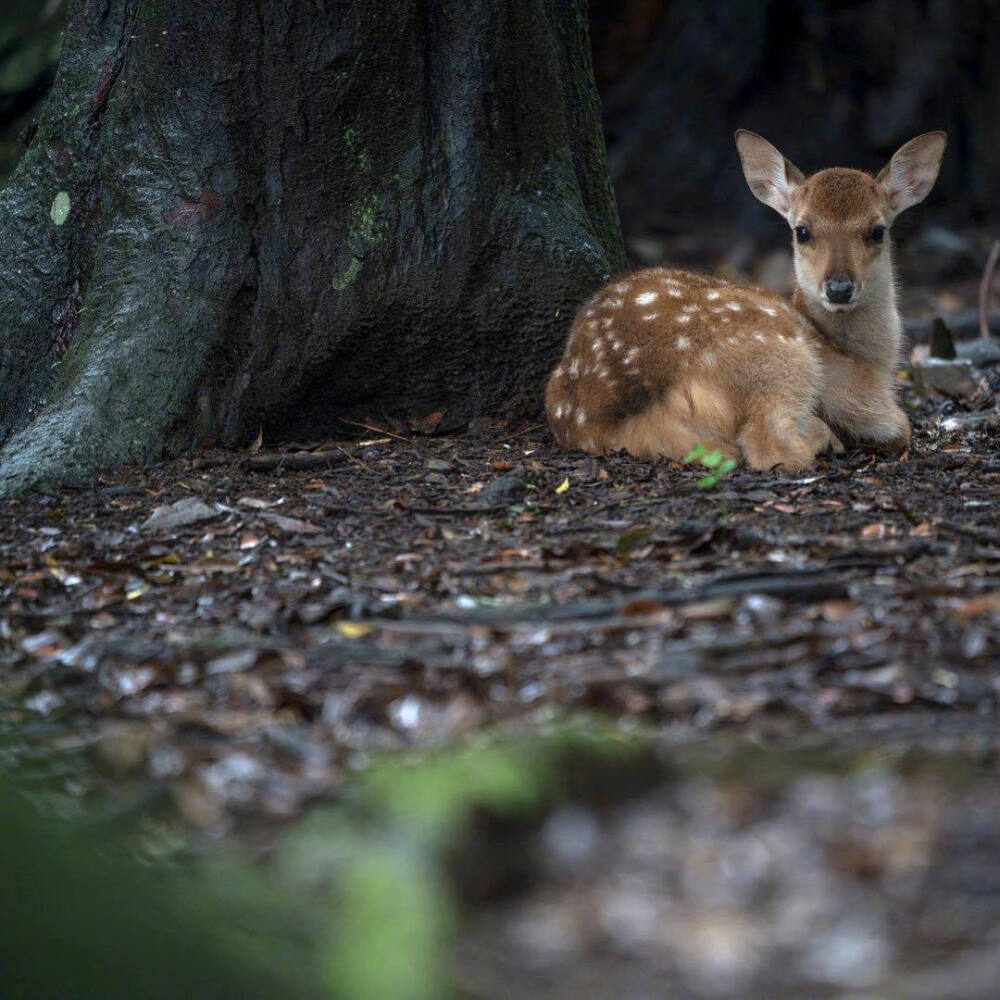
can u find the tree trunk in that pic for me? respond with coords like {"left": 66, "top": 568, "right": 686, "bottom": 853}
{"left": 0, "top": 0, "right": 624, "bottom": 494}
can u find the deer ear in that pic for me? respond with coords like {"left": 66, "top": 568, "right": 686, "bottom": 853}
{"left": 735, "top": 130, "right": 805, "bottom": 220}
{"left": 877, "top": 131, "right": 947, "bottom": 220}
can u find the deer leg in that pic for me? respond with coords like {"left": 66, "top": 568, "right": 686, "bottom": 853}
{"left": 737, "top": 409, "right": 837, "bottom": 472}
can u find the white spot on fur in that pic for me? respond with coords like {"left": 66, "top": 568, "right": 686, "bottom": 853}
{"left": 676, "top": 336, "right": 690, "bottom": 350}
{"left": 703, "top": 351, "right": 716, "bottom": 365}
{"left": 576, "top": 411, "right": 586, "bottom": 425}
{"left": 610, "top": 339, "right": 623, "bottom": 351}
{"left": 613, "top": 282, "right": 629, "bottom": 294}
{"left": 760, "top": 306, "right": 778, "bottom": 317}
{"left": 601, "top": 317, "right": 614, "bottom": 329}
{"left": 706, "top": 290, "right": 721, "bottom": 301}
{"left": 676, "top": 313, "right": 692, "bottom": 323}
{"left": 709, "top": 306, "right": 725, "bottom": 314}
{"left": 668, "top": 288, "right": 683, "bottom": 298}
{"left": 569, "top": 358, "right": 580, "bottom": 377}
{"left": 554, "top": 403, "right": 564, "bottom": 418}
{"left": 624, "top": 348, "right": 639, "bottom": 364}
{"left": 642, "top": 312, "right": 660, "bottom": 321}
{"left": 635, "top": 291, "right": 658, "bottom": 306}
{"left": 726, "top": 302, "right": 741, "bottom": 311}
{"left": 682, "top": 304, "right": 700, "bottom": 314}
{"left": 605, "top": 297, "right": 624, "bottom": 310}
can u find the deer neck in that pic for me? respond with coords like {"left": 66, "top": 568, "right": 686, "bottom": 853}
{"left": 792, "top": 267, "right": 902, "bottom": 371}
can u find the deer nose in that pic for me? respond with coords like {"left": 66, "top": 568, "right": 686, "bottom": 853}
{"left": 824, "top": 275, "right": 856, "bottom": 304}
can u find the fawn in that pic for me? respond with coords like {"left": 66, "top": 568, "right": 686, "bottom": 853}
{"left": 546, "top": 131, "right": 947, "bottom": 471}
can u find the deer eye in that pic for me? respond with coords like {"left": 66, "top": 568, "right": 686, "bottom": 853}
{"left": 794, "top": 225, "right": 811, "bottom": 244}
{"left": 870, "top": 225, "right": 886, "bottom": 245}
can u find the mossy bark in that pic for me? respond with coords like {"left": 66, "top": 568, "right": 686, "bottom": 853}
{"left": 0, "top": 0, "right": 623, "bottom": 494}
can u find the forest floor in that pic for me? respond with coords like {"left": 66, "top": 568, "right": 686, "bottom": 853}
{"left": 1, "top": 380, "right": 996, "bottom": 821}
{"left": 2, "top": 235, "right": 999, "bottom": 995}
{"left": 1, "top": 363, "right": 998, "bottom": 996}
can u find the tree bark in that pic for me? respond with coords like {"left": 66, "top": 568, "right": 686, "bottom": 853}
{"left": 0, "top": 0, "right": 624, "bottom": 494}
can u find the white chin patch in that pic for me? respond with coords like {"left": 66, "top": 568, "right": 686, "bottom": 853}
{"left": 821, "top": 300, "right": 858, "bottom": 313}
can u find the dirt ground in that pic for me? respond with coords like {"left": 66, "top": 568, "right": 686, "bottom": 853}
{"left": 1, "top": 250, "right": 998, "bottom": 996}
{"left": 0, "top": 374, "right": 996, "bottom": 825}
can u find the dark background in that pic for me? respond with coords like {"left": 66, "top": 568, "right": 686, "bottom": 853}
{"left": 2, "top": 0, "right": 996, "bottom": 255}
{"left": 590, "top": 0, "right": 998, "bottom": 244}
{"left": 0, "top": 0, "right": 62, "bottom": 182}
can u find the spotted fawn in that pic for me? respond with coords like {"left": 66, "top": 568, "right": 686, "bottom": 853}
{"left": 546, "top": 130, "right": 947, "bottom": 471}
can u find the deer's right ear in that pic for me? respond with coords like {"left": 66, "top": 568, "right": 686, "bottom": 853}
{"left": 735, "top": 130, "right": 804, "bottom": 220}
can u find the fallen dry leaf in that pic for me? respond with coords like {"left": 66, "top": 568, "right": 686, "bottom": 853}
{"left": 861, "top": 523, "right": 889, "bottom": 539}
{"left": 261, "top": 513, "right": 322, "bottom": 534}
{"left": 143, "top": 498, "right": 218, "bottom": 533}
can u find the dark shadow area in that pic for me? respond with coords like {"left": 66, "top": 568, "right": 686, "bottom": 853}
{"left": 0, "top": 1, "right": 64, "bottom": 181}
{"left": 589, "top": 0, "right": 999, "bottom": 246}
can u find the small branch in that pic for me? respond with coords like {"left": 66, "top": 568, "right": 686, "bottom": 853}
{"left": 497, "top": 422, "right": 546, "bottom": 443}
{"left": 247, "top": 451, "right": 347, "bottom": 472}
{"left": 337, "top": 417, "right": 412, "bottom": 444}
{"left": 979, "top": 239, "right": 1000, "bottom": 341}
{"left": 188, "top": 450, "right": 349, "bottom": 472}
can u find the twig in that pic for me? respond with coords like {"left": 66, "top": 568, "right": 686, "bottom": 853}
{"left": 187, "top": 453, "right": 239, "bottom": 469}
{"left": 336, "top": 445, "right": 369, "bottom": 470}
{"left": 979, "top": 239, "right": 1000, "bottom": 341}
{"left": 247, "top": 451, "right": 347, "bottom": 472}
{"left": 337, "top": 417, "right": 411, "bottom": 444}
{"left": 191, "top": 450, "right": 350, "bottom": 472}
{"left": 497, "top": 422, "right": 546, "bottom": 443}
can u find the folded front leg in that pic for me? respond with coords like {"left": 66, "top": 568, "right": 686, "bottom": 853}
{"left": 820, "top": 355, "right": 911, "bottom": 455}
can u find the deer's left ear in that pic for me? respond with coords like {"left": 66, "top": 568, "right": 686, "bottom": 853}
{"left": 877, "top": 131, "right": 947, "bottom": 220}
